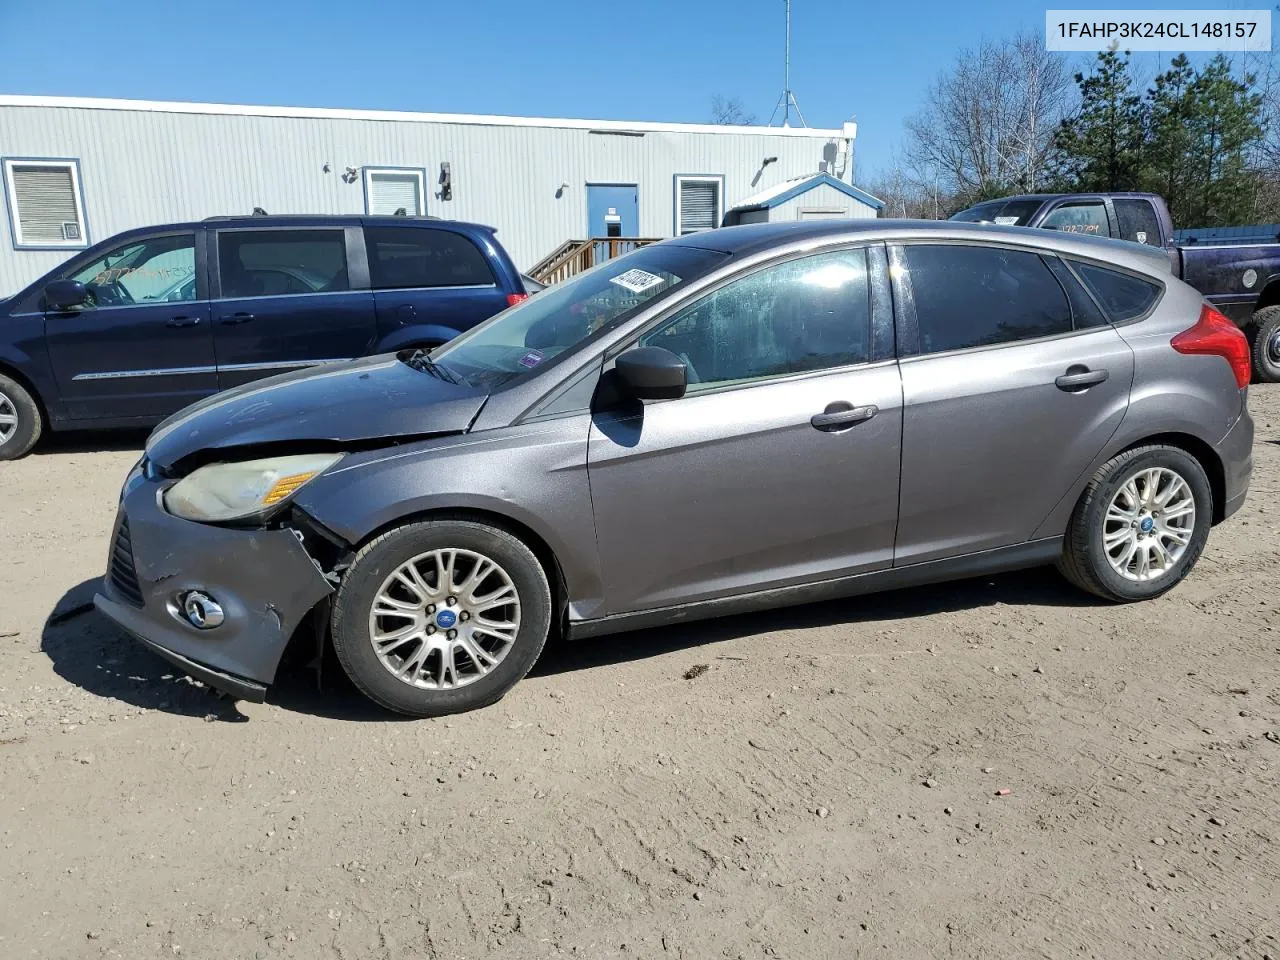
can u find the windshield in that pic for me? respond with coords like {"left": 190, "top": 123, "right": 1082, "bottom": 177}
{"left": 949, "top": 198, "right": 1045, "bottom": 226}
{"left": 430, "top": 245, "right": 728, "bottom": 389}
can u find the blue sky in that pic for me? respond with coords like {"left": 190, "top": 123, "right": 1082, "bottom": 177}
{"left": 0, "top": 0, "right": 1269, "bottom": 180}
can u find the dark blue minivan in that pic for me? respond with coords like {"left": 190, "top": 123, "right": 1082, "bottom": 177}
{"left": 0, "top": 215, "right": 530, "bottom": 458}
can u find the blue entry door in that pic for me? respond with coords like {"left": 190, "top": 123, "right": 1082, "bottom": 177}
{"left": 587, "top": 184, "right": 638, "bottom": 238}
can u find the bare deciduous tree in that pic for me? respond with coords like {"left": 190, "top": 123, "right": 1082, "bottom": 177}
{"left": 711, "top": 95, "right": 756, "bottom": 125}
{"left": 904, "top": 31, "right": 1072, "bottom": 204}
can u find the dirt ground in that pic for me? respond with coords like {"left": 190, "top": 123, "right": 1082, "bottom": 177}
{"left": 2, "top": 391, "right": 1279, "bottom": 960}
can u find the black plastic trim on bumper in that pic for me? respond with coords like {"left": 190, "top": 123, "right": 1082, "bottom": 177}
{"left": 95, "top": 595, "right": 269, "bottom": 703}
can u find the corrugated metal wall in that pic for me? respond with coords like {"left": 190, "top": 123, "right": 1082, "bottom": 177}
{"left": 770, "top": 183, "right": 879, "bottom": 221}
{"left": 0, "top": 102, "right": 858, "bottom": 294}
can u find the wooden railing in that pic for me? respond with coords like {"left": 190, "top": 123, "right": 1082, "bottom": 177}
{"left": 529, "top": 237, "right": 664, "bottom": 285}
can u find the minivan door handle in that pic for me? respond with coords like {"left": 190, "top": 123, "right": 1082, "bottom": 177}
{"left": 165, "top": 315, "right": 201, "bottom": 328}
{"left": 219, "top": 312, "right": 255, "bottom": 325}
{"left": 811, "top": 402, "right": 879, "bottom": 432}
{"left": 1055, "top": 366, "right": 1109, "bottom": 391}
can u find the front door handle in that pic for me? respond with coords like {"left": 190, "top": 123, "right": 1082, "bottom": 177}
{"left": 1055, "top": 366, "right": 1109, "bottom": 391}
{"left": 811, "top": 402, "right": 879, "bottom": 432}
{"left": 165, "top": 315, "right": 201, "bottom": 328}
{"left": 219, "top": 312, "right": 255, "bottom": 325}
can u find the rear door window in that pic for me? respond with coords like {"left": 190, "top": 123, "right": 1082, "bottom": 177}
{"left": 1073, "top": 262, "right": 1162, "bottom": 321}
{"left": 365, "top": 226, "right": 496, "bottom": 290}
{"left": 901, "top": 244, "right": 1073, "bottom": 354}
{"left": 1114, "top": 199, "right": 1162, "bottom": 246}
{"left": 218, "top": 229, "right": 349, "bottom": 298}
{"left": 1041, "top": 202, "right": 1111, "bottom": 237}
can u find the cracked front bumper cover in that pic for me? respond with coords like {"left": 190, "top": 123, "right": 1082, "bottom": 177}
{"left": 94, "top": 479, "right": 334, "bottom": 699}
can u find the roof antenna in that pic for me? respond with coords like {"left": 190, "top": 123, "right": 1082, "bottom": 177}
{"left": 768, "top": 0, "right": 807, "bottom": 128}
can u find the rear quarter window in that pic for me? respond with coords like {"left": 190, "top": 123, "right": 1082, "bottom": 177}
{"left": 366, "top": 226, "right": 496, "bottom": 290}
{"left": 1073, "top": 262, "right": 1162, "bottom": 322}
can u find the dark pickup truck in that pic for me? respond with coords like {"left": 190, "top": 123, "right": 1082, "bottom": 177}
{"left": 952, "top": 192, "right": 1280, "bottom": 383}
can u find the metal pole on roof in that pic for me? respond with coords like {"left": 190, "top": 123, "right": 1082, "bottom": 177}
{"left": 768, "top": 0, "right": 807, "bottom": 128}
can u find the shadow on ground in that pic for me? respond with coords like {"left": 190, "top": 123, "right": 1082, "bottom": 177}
{"left": 35, "top": 429, "right": 149, "bottom": 456}
{"left": 531, "top": 564, "right": 1095, "bottom": 678}
{"left": 45, "top": 566, "right": 1095, "bottom": 721}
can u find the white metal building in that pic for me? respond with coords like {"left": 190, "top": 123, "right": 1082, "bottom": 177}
{"left": 0, "top": 96, "right": 879, "bottom": 295}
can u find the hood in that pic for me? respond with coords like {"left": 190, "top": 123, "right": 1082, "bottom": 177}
{"left": 146, "top": 354, "right": 488, "bottom": 471}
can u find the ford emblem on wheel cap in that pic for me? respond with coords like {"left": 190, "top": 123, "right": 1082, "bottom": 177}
{"left": 1140, "top": 517, "right": 1155, "bottom": 533}
{"left": 435, "top": 608, "right": 458, "bottom": 629}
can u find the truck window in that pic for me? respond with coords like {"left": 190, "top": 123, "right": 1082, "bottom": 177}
{"left": 1041, "top": 202, "right": 1111, "bottom": 237}
{"left": 1114, "top": 199, "right": 1162, "bottom": 246}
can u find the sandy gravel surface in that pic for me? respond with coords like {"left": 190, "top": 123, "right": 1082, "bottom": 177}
{"left": 1, "top": 396, "right": 1278, "bottom": 960}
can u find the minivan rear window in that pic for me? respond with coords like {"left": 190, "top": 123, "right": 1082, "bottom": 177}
{"left": 1073, "top": 262, "right": 1162, "bottom": 321}
{"left": 366, "top": 226, "right": 496, "bottom": 290}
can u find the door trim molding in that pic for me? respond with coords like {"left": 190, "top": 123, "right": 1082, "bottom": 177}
{"left": 566, "top": 537, "right": 1063, "bottom": 640}
{"left": 72, "top": 358, "right": 349, "bottom": 381}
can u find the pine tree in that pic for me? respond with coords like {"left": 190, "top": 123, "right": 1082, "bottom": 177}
{"left": 1052, "top": 50, "right": 1145, "bottom": 191}
{"left": 1184, "top": 55, "right": 1264, "bottom": 226}
{"left": 1144, "top": 54, "right": 1197, "bottom": 225}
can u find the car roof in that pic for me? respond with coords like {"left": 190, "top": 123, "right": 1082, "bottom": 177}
{"left": 668, "top": 218, "right": 1173, "bottom": 277}
{"left": 100, "top": 215, "right": 498, "bottom": 234}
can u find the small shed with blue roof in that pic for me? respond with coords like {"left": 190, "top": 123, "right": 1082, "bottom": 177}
{"left": 721, "top": 173, "right": 884, "bottom": 226}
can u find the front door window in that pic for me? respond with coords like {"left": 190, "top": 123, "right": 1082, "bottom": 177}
{"left": 69, "top": 234, "right": 197, "bottom": 308}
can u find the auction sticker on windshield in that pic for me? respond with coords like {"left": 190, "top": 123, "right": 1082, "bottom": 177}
{"left": 610, "top": 269, "right": 666, "bottom": 294}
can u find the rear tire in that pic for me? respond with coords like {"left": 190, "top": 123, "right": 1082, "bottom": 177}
{"left": 1248, "top": 305, "right": 1280, "bottom": 383}
{"left": 0, "top": 373, "right": 42, "bottom": 460}
{"left": 331, "top": 519, "right": 552, "bottom": 717}
{"left": 1058, "top": 445, "right": 1212, "bottom": 602}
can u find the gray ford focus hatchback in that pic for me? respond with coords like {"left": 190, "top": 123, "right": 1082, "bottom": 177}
{"left": 96, "top": 220, "right": 1254, "bottom": 716}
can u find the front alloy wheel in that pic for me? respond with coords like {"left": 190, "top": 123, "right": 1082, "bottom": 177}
{"left": 331, "top": 519, "right": 552, "bottom": 717}
{"left": 368, "top": 549, "right": 522, "bottom": 690}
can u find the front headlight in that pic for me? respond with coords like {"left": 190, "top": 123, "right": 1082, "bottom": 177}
{"left": 164, "top": 453, "right": 344, "bottom": 523}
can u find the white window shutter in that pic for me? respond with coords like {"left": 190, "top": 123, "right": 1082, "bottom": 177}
{"left": 368, "top": 172, "right": 423, "bottom": 216}
{"left": 12, "top": 164, "right": 81, "bottom": 242}
{"left": 679, "top": 180, "right": 720, "bottom": 234}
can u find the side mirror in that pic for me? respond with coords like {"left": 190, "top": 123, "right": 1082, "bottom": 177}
{"left": 44, "top": 279, "right": 88, "bottom": 310}
{"left": 614, "top": 346, "right": 687, "bottom": 401}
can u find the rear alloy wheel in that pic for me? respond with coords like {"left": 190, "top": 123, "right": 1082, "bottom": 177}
{"left": 0, "top": 373, "right": 42, "bottom": 460}
{"left": 1248, "top": 305, "right": 1280, "bottom": 383}
{"left": 331, "top": 520, "right": 552, "bottom": 716}
{"left": 1058, "top": 445, "right": 1212, "bottom": 602}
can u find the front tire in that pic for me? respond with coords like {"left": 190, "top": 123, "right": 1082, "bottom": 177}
{"left": 331, "top": 519, "right": 552, "bottom": 717}
{"left": 0, "top": 373, "right": 42, "bottom": 461}
{"left": 1058, "top": 445, "right": 1212, "bottom": 602}
{"left": 1248, "top": 305, "right": 1280, "bottom": 383}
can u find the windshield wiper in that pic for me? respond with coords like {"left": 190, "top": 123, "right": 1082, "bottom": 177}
{"left": 402, "top": 348, "right": 461, "bottom": 384}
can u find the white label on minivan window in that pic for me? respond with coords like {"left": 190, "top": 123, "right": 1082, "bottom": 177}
{"left": 993, "top": 216, "right": 1021, "bottom": 225}
{"left": 610, "top": 269, "right": 666, "bottom": 293}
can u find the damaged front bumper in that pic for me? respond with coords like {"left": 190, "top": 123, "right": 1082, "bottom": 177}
{"left": 93, "top": 478, "right": 334, "bottom": 702}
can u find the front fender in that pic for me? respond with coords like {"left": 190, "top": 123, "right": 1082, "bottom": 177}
{"left": 376, "top": 324, "right": 464, "bottom": 352}
{"left": 292, "top": 416, "right": 607, "bottom": 620}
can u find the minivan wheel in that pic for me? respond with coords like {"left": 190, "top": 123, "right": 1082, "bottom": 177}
{"left": 1058, "top": 445, "right": 1212, "bottom": 602}
{"left": 331, "top": 519, "right": 552, "bottom": 717}
{"left": 0, "top": 373, "right": 42, "bottom": 460}
{"left": 1248, "top": 305, "right": 1280, "bottom": 383}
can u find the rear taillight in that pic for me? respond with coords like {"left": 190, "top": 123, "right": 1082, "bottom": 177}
{"left": 1171, "top": 304, "right": 1251, "bottom": 389}
{"left": 507, "top": 293, "right": 529, "bottom": 307}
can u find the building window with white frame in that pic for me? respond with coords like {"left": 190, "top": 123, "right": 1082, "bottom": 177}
{"left": 674, "top": 174, "right": 724, "bottom": 235}
{"left": 3, "top": 158, "right": 88, "bottom": 249}
{"left": 364, "top": 167, "right": 427, "bottom": 217}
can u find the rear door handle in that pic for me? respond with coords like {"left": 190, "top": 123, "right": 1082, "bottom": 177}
{"left": 1055, "top": 366, "right": 1109, "bottom": 391}
{"left": 165, "top": 315, "right": 201, "bottom": 328}
{"left": 219, "top": 312, "right": 255, "bottom": 325}
{"left": 811, "top": 402, "right": 878, "bottom": 432}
